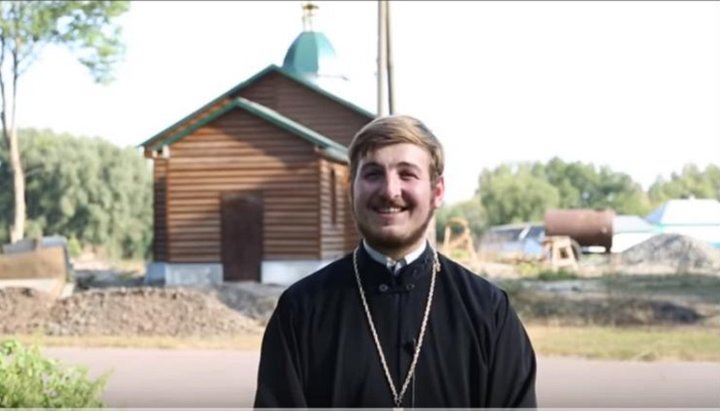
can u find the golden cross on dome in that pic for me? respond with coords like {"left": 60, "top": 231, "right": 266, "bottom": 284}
{"left": 302, "top": 1, "right": 319, "bottom": 32}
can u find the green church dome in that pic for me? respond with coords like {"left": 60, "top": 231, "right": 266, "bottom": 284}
{"left": 282, "top": 31, "right": 341, "bottom": 77}
{"left": 281, "top": 2, "right": 346, "bottom": 81}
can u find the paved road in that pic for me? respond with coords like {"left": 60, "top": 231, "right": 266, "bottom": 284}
{"left": 44, "top": 348, "right": 720, "bottom": 408}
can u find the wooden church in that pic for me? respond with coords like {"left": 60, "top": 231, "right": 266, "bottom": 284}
{"left": 141, "top": 4, "right": 373, "bottom": 285}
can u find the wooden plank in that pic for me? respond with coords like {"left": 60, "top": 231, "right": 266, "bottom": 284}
{"left": 170, "top": 232, "right": 220, "bottom": 241}
{"left": 169, "top": 182, "right": 318, "bottom": 192}
{"left": 169, "top": 156, "right": 315, "bottom": 167}
{"left": 168, "top": 212, "right": 220, "bottom": 220}
{"left": 265, "top": 249, "right": 317, "bottom": 256}
{"left": 168, "top": 167, "right": 317, "bottom": 178}
{"left": 167, "top": 221, "right": 220, "bottom": 230}
{"left": 170, "top": 149, "right": 316, "bottom": 159}
{"left": 265, "top": 232, "right": 321, "bottom": 241}
{"left": 264, "top": 210, "right": 317, "bottom": 219}
{"left": 171, "top": 143, "right": 317, "bottom": 154}
{"left": 168, "top": 200, "right": 319, "bottom": 210}
{"left": 167, "top": 190, "right": 318, "bottom": 202}
{"left": 170, "top": 255, "right": 218, "bottom": 263}
{"left": 169, "top": 201, "right": 319, "bottom": 211}
{"left": 172, "top": 240, "right": 220, "bottom": 254}
{"left": 168, "top": 175, "right": 316, "bottom": 186}
{"left": 264, "top": 225, "right": 317, "bottom": 233}
{"left": 167, "top": 226, "right": 219, "bottom": 235}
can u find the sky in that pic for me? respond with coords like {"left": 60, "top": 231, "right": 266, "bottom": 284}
{"left": 13, "top": 1, "right": 720, "bottom": 205}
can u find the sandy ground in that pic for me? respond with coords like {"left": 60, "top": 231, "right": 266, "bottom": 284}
{"left": 43, "top": 347, "right": 720, "bottom": 408}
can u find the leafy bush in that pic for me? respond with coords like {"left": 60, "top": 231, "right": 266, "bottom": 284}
{"left": 0, "top": 339, "right": 110, "bottom": 408}
{"left": 67, "top": 236, "right": 83, "bottom": 258}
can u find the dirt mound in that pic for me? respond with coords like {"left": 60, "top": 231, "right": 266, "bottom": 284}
{"left": 512, "top": 292, "right": 703, "bottom": 326}
{"left": 0, "top": 286, "right": 264, "bottom": 337}
{"left": 210, "top": 282, "right": 284, "bottom": 326}
{"left": 46, "top": 287, "right": 263, "bottom": 337}
{"left": 0, "top": 287, "right": 55, "bottom": 334}
{"left": 620, "top": 234, "right": 720, "bottom": 273}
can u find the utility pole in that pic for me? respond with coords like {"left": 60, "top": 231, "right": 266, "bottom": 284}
{"left": 377, "top": 0, "right": 387, "bottom": 117}
{"left": 385, "top": 0, "right": 395, "bottom": 115}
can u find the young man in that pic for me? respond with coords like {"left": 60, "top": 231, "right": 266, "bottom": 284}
{"left": 254, "top": 115, "right": 537, "bottom": 408}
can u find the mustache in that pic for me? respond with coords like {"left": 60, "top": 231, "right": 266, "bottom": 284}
{"left": 370, "top": 200, "right": 408, "bottom": 208}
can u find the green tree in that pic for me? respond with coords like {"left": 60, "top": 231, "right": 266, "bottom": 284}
{"left": 536, "top": 157, "right": 651, "bottom": 214}
{"left": 475, "top": 158, "right": 652, "bottom": 226}
{"left": 535, "top": 157, "right": 597, "bottom": 208}
{"left": 648, "top": 163, "right": 720, "bottom": 206}
{"left": 0, "top": 0, "right": 129, "bottom": 243}
{"left": 592, "top": 167, "right": 651, "bottom": 215}
{"left": 478, "top": 163, "right": 560, "bottom": 226}
{"left": 0, "top": 128, "right": 152, "bottom": 259}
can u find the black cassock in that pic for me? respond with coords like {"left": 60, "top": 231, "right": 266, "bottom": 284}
{"left": 254, "top": 245, "right": 537, "bottom": 408}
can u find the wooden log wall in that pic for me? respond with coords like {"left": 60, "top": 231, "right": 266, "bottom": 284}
{"left": 152, "top": 159, "right": 168, "bottom": 261}
{"left": 318, "top": 158, "right": 351, "bottom": 260}
{"left": 165, "top": 110, "right": 320, "bottom": 263}
{"left": 344, "top": 175, "right": 361, "bottom": 252}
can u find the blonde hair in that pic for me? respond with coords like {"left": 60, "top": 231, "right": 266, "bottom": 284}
{"left": 348, "top": 115, "right": 444, "bottom": 183}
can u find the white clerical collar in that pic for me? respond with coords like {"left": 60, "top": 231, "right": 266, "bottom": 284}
{"left": 362, "top": 240, "right": 428, "bottom": 275}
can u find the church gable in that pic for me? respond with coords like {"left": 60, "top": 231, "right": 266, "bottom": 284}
{"left": 236, "top": 69, "right": 372, "bottom": 148}
{"left": 141, "top": 65, "right": 372, "bottom": 154}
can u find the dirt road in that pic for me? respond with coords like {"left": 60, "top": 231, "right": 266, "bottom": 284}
{"left": 44, "top": 348, "right": 719, "bottom": 408}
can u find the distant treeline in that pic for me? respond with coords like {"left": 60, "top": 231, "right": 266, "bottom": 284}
{"left": 0, "top": 129, "right": 151, "bottom": 259}
{"left": 437, "top": 157, "right": 720, "bottom": 241}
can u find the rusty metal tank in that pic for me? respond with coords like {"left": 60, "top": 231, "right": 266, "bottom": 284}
{"left": 544, "top": 208, "right": 615, "bottom": 252}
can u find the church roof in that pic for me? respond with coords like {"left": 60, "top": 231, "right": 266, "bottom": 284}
{"left": 139, "top": 64, "right": 373, "bottom": 150}
{"left": 157, "top": 97, "right": 348, "bottom": 162}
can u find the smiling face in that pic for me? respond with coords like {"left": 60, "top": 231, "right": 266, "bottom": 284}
{"left": 351, "top": 143, "right": 445, "bottom": 259}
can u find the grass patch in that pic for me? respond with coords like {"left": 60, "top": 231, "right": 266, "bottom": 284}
{"left": 599, "top": 274, "right": 720, "bottom": 304}
{"left": 527, "top": 325, "right": 720, "bottom": 361}
{"left": 536, "top": 269, "right": 578, "bottom": 281}
{"left": 0, "top": 334, "right": 264, "bottom": 351}
{"left": 4, "top": 326, "right": 719, "bottom": 362}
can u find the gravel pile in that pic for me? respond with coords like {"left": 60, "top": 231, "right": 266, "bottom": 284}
{"left": 0, "top": 286, "right": 264, "bottom": 337}
{"left": 209, "top": 282, "right": 284, "bottom": 326}
{"left": 620, "top": 234, "right": 720, "bottom": 274}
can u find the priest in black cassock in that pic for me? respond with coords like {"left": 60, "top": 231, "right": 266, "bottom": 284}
{"left": 254, "top": 115, "right": 537, "bottom": 408}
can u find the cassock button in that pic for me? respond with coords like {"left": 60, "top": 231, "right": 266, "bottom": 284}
{"left": 405, "top": 283, "right": 415, "bottom": 291}
{"left": 378, "top": 283, "right": 389, "bottom": 293}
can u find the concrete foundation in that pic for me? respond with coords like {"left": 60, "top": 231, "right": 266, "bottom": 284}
{"left": 145, "top": 262, "right": 223, "bottom": 286}
{"left": 145, "top": 259, "right": 334, "bottom": 286}
{"left": 261, "top": 260, "right": 334, "bottom": 286}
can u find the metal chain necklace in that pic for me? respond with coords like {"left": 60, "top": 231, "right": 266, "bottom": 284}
{"left": 352, "top": 247, "right": 440, "bottom": 408}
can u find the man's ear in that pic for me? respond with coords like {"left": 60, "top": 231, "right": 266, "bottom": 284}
{"left": 432, "top": 176, "right": 445, "bottom": 209}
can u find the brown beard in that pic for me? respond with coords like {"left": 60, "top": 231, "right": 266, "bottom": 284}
{"left": 354, "top": 198, "right": 435, "bottom": 255}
